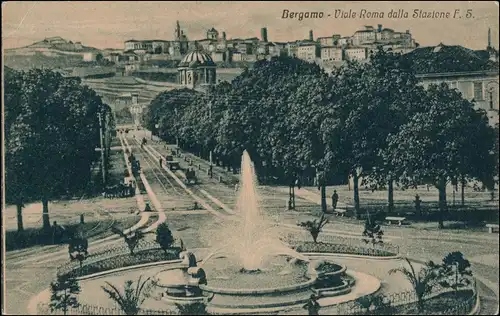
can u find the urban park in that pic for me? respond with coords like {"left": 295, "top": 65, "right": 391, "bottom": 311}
{"left": 30, "top": 149, "right": 481, "bottom": 315}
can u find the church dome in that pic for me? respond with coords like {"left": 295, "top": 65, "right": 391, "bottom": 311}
{"left": 178, "top": 51, "right": 215, "bottom": 68}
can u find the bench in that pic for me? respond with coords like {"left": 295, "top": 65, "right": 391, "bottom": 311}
{"left": 386, "top": 216, "right": 407, "bottom": 226}
{"left": 333, "top": 209, "right": 347, "bottom": 217}
{"left": 486, "top": 224, "right": 499, "bottom": 234}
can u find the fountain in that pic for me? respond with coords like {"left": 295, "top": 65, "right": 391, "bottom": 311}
{"left": 156, "top": 151, "right": 354, "bottom": 314}
{"left": 201, "top": 150, "right": 310, "bottom": 271}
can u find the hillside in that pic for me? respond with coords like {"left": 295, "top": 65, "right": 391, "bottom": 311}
{"left": 6, "top": 36, "right": 99, "bottom": 54}
{"left": 4, "top": 52, "right": 85, "bottom": 70}
{"left": 4, "top": 36, "right": 103, "bottom": 70}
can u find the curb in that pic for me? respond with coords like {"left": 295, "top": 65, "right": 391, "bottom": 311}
{"left": 470, "top": 291, "right": 481, "bottom": 315}
{"left": 302, "top": 252, "right": 401, "bottom": 261}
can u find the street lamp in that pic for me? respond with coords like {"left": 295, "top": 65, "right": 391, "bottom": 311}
{"left": 97, "top": 112, "right": 106, "bottom": 186}
{"left": 209, "top": 101, "right": 213, "bottom": 178}
{"left": 174, "top": 108, "right": 179, "bottom": 147}
{"left": 152, "top": 123, "right": 159, "bottom": 140}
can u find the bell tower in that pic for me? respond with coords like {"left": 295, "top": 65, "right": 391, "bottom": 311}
{"left": 488, "top": 28, "right": 491, "bottom": 49}
{"left": 175, "top": 21, "right": 181, "bottom": 41}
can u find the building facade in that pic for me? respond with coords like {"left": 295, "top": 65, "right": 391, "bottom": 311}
{"left": 321, "top": 46, "right": 343, "bottom": 62}
{"left": 418, "top": 71, "right": 499, "bottom": 125}
{"left": 297, "top": 43, "right": 318, "bottom": 61}
{"left": 344, "top": 47, "right": 368, "bottom": 61}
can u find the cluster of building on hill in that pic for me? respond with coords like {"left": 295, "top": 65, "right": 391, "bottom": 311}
{"left": 100, "top": 22, "right": 418, "bottom": 67}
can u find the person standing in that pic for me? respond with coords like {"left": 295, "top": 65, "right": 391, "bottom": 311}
{"left": 414, "top": 194, "right": 422, "bottom": 217}
{"left": 303, "top": 294, "right": 321, "bottom": 315}
{"left": 331, "top": 190, "right": 339, "bottom": 212}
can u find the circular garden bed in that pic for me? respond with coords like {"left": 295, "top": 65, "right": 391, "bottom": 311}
{"left": 293, "top": 241, "right": 397, "bottom": 257}
{"left": 61, "top": 246, "right": 180, "bottom": 278}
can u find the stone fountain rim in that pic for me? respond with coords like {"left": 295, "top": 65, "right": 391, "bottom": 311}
{"left": 315, "top": 263, "right": 347, "bottom": 277}
{"left": 154, "top": 265, "right": 191, "bottom": 288}
{"left": 199, "top": 271, "right": 318, "bottom": 295}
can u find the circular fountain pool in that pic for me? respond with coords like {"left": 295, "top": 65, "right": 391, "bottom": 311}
{"left": 202, "top": 255, "right": 311, "bottom": 290}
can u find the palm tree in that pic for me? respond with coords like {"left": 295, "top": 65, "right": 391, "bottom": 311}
{"left": 297, "top": 213, "right": 329, "bottom": 243}
{"left": 101, "top": 276, "right": 152, "bottom": 315}
{"left": 111, "top": 226, "right": 145, "bottom": 255}
{"left": 388, "top": 258, "right": 441, "bottom": 312}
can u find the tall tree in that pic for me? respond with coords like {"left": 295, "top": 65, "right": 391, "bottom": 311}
{"left": 324, "top": 60, "right": 375, "bottom": 218}
{"left": 4, "top": 69, "right": 108, "bottom": 231}
{"left": 386, "top": 83, "right": 496, "bottom": 228}
{"left": 359, "top": 49, "right": 424, "bottom": 213}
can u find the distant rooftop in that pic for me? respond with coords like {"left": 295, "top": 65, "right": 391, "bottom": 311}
{"left": 403, "top": 43, "right": 499, "bottom": 74}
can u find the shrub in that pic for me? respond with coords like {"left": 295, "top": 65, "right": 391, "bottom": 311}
{"left": 155, "top": 223, "right": 175, "bottom": 254}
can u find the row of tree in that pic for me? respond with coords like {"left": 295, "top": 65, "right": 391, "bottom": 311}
{"left": 5, "top": 68, "right": 115, "bottom": 233}
{"left": 143, "top": 51, "right": 498, "bottom": 228}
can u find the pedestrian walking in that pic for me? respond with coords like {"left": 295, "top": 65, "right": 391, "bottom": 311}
{"left": 52, "top": 221, "right": 65, "bottom": 244}
{"left": 159, "top": 157, "right": 163, "bottom": 168}
{"left": 331, "top": 190, "right": 339, "bottom": 212}
{"left": 235, "top": 183, "right": 239, "bottom": 192}
{"left": 303, "top": 294, "right": 320, "bottom": 315}
{"left": 144, "top": 202, "right": 152, "bottom": 212}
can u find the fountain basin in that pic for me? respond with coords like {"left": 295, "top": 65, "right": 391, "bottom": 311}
{"left": 312, "top": 279, "right": 353, "bottom": 297}
{"left": 200, "top": 275, "right": 317, "bottom": 295}
{"left": 162, "top": 294, "right": 208, "bottom": 306}
{"left": 200, "top": 277, "right": 318, "bottom": 310}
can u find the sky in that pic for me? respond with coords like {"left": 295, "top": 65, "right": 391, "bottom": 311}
{"left": 2, "top": 1, "right": 499, "bottom": 50}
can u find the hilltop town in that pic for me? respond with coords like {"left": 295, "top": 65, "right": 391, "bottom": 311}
{"left": 5, "top": 21, "right": 498, "bottom": 73}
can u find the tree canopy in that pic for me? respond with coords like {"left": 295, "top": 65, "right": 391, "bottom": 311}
{"left": 4, "top": 68, "right": 114, "bottom": 231}
{"left": 143, "top": 54, "right": 497, "bottom": 228}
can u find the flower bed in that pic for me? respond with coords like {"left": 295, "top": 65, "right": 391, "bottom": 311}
{"left": 293, "top": 241, "right": 397, "bottom": 257}
{"left": 59, "top": 241, "right": 180, "bottom": 279}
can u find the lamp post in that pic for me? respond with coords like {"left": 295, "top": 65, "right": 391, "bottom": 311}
{"left": 174, "top": 108, "right": 179, "bottom": 148}
{"left": 209, "top": 101, "right": 213, "bottom": 178}
{"left": 97, "top": 112, "right": 107, "bottom": 186}
{"left": 152, "top": 124, "right": 159, "bottom": 140}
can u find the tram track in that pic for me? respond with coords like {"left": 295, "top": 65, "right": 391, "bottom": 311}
{"left": 148, "top": 139, "right": 298, "bottom": 205}
{"left": 129, "top": 138, "right": 234, "bottom": 220}
{"left": 129, "top": 138, "right": 181, "bottom": 197}
{"left": 120, "top": 134, "right": 168, "bottom": 232}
